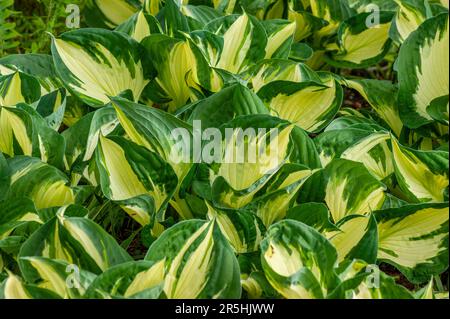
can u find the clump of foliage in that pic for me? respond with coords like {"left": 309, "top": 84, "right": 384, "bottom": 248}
{"left": 1, "top": 0, "right": 87, "bottom": 56}
{"left": 0, "top": 0, "right": 20, "bottom": 56}
{"left": 0, "top": 0, "right": 448, "bottom": 299}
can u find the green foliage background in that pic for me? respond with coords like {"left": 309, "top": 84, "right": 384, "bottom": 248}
{"left": 1, "top": 0, "right": 87, "bottom": 56}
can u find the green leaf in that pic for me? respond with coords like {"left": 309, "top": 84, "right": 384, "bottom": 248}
{"left": 391, "top": 137, "right": 449, "bottom": 203}
{"left": 342, "top": 79, "right": 403, "bottom": 136}
{"left": 0, "top": 54, "right": 60, "bottom": 94}
{"left": 19, "top": 209, "right": 132, "bottom": 275}
{"left": 206, "top": 203, "right": 266, "bottom": 254}
{"left": 110, "top": 96, "right": 193, "bottom": 181}
{"left": 397, "top": 13, "right": 449, "bottom": 128}
{"left": 257, "top": 73, "right": 343, "bottom": 133}
{"left": 204, "top": 13, "right": 268, "bottom": 74}
{"left": 328, "top": 214, "right": 378, "bottom": 264}
{"left": 325, "top": 12, "right": 394, "bottom": 68}
{"left": 0, "top": 72, "right": 41, "bottom": 107}
{"left": 260, "top": 219, "right": 339, "bottom": 299}
{"left": 95, "top": 135, "right": 178, "bottom": 225}
{"left": 299, "top": 159, "right": 387, "bottom": 223}
{"left": 85, "top": 260, "right": 165, "bottom": 298}
{"left": 189, "top": 83, "right": 269, "bottom": 128}
{"left": 390, "top": 0, "right": 431, "bottom": 44}
{"left": 85, "top": 0, "right": 142, "bottom": 28}
{"left": 0, "top": 272, "right": 61, "bottom": 299}
{"left": 19, "top": 257, "right": 96, "bottom": 299}
{"left": 249, "top": 59, "right": 320, "bottom": 93}
{"left": 375, "top": 202, "right": 449, "bottom": 284}
{"left": 116, "top": 10, "right": 162, "bottom": 42}
{"left": 145, "top": 219, "right": 241, "bottom": 299}
{"left": 315, "top": 129, "right": 394, "bottom": 181}
{"left": 4, "top": 156, "right": 75, "bottom": 210}
{"left": 51, "top": 28, "right": 150, "bottom": 107}
{"left": 286, "top": 202, "right": 338, "bottom": 232}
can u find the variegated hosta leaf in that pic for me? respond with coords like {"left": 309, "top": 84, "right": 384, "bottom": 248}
{"left": 83, "top": 106, "right": 120, "bottom": 163}
{"left": 143, "top": 5, "right": 224, "bottom": 102}
{"left": 287, "top": 8, "right": 328, "bottom": 42}
{"left": 206, "top": 203, "right": 266, "bottom": 254}
{"left": 238, "top": 253, "right": 279, "bottom": 299}
{"left": 3, "top": 157, "right": 76, "bottom": 210}
{"left": 0, "top": 272, "right": 60, "bottom": 299}
{"left": 299, "top": 159, "right": 386, "bottom": 223}
{"left": 210, "top": 117, "right": 295, "bottom": 209}
{"left": 390, "top": 0, "right": 431, "bottom": 44}
{"left": 19, "top": 104, "right": 66, "bottom": 169}
{"left": 376, "top": 203, "right": 449, "bottom": 284}
{"left": 184, "top": 33, "right": 225, "bottom": 93}
{"left": 397, "top": 13, "right": 449, "bottom": 128}
{"left": 286, "top": 203, "right": 338, "bottom": 233}
{"left": 325, "top": 110, "right": 389, "bottom": 133}
{"left": 18, "top": 211, "right": 132, "bottom": 275}
{"left": 260, "top": 219, "right": 339, "bottom": 299}
{"left": 110, "top": 96, "right": 193, "bottom": 181}
{"left": 96, "top": 135, "right": 178, "bottom": 225}
{"left": 141, "top": 34, "right": 197, "bottom": 112}
{"left": 0, "top": 152, "right": 10, "bottom": 201}
{"left": 0, "top": 103, "right": 65, "bottom": 169}
{"left": 391, "top": 137, "right": 449, "bottom": 203}
{"left": 0, "top": 54, "right": 61, "bottom": 95}
{"left": 51, "top": 28, "right": 150, "bottom": 107}
{"left": 145, "top": 219, "right": 241, "bottom": 299}
{"left": 62, "top": 106, "right": 120, "bottom": 179}
{"left": 19, "top": 257, "right": 96, "bottom": 299}
{"left": 110, "top": 97, "right": 195, "bottom": 219}
{"left": 342, "top": 79, "right": 403, "bottom": 137}
{"left": 330, "top": 260, "right": 414, "bottom": 299}
{"left": 261, "top": 20, "right": 296, "bottom": 59}
{"left": 238, "top": 0, "right": 283, "bottom": 20}
{"left": 307, "top": 0, "right": 355, "bottom": 38}
{"left": 211, "top": 0, "right": 237, "bottom": 14}
{"left": 0, "top": 198, "right": 42, "bottom": 240}
{"left": 244, "top": 164, "right": 314, "bottom": 227}
{"left": 0, "top": 72, "right": 41, "bottom": 107}
{"left": 181, "top": 4, "right": 223, "bottom": 31}
{"left": 289, "top": 42, "right": 314, "bottom": 62}
{"left": 285, "top": 0, "right": 353, "bottom": 40}
{"left": 85, "top": 260, "right": 165, "bottom": 298}
{"left": 189, "top": 83, "right": 269, "bottom": 128}
{"left": 203, "top": 13, "right": 268, "bottom": 74}
{"left": 0, "top": 106, "right": 33, "bottom": 157}
{"left": 85, "top": 0, "right": 143, "bottom": 28}
{"left": 315, "top": 129, "right": 395, "bottom": 181}
{"left": 249, "top": 59, "right": 320, "bottom": 93}
{"left": 257, "top": 73, "right": 343, "bottom": 132}
{"left": 325, "top": 12, "right": 393, "bottom": 68}
{"left": 328, "top": 214, "right": 378, "bottom": 265}
{"left": 62, "top": 112, "right": 96, "bottom": 172}
{"left": 116, "top": 10, "right": 162, "bottom": 42}
{"left": 35, "top": 89, "right": 67, "bottom": 131}
{"left": 143, "top": 0, "right": 164, "bottom": 15}
{"left": 161, "top": 0, "right": 192, "bottom": 37}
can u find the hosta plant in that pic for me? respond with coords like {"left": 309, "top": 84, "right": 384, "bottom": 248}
{"left": 0, "top": 0, "right": 448, "bottom": 299}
